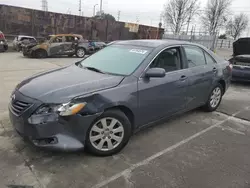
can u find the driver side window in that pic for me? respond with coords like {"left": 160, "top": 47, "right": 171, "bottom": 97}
{"left": 150, "top": 47, "right": 181, "bottom": 73}
{"left": 52, "top": 36, "right": 63, "bottom": 43}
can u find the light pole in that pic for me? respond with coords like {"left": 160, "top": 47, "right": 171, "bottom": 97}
{"left": 93, "top": 4, "right": 98, "bottom": 16}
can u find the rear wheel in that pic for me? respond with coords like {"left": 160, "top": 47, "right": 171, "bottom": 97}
{"left": 35, "top": 49, "right": 47, "bottom": 58}
{"left": 86, "top": 110, "right": 132, "bottom": 156}
{"left": 76, "top": 48, "right": 86, "bottom": 58}
{"left": 203, "top": 84, "right": 223, "bottom": 112}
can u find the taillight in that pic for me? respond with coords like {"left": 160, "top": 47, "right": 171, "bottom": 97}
{"left": 229, "top": 63, "right": 233, "bottom": 71}
{"left": 0, "top": 33, "right": 4, "bottom": 39}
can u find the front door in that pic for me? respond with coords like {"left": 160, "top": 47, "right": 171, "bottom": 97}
{"left": 182, "top": 45, "right": 213, "bottom": 109}
{"left": 49, "top": 36, "right": 65, "bottom": 56}
{"left": 137, "top": 47, "right": 189, "bottom": 126}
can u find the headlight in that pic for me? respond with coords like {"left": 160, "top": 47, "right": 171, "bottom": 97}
{"left": 35, "top": 102, "right": 86, "bottom": 116}
{"left": 58, "top": 102, "right": 86, "bottom": 116}
{"left": 0, "top": 41, "right": 3, "bottom": 44}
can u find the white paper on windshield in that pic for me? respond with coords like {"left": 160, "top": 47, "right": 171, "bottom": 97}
{"left": 129, "top": 49, "right": 148, "bottom": 54}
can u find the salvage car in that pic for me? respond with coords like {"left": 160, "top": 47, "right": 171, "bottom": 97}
{"left": 229, "top": 38, "right": 250, "bottom": 82}
{"left": 23, "top": 34, "right": 92, "bottom": 58}
{"left": 0, "top": 31, "right": 8, "bottom": 52}
{"left": 9, "top": 40, "right": 232, "bottom": 156}
{"left": 13, "top": 35, "right": 37, "bottom": 51}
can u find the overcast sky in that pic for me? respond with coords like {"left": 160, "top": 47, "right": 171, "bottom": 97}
{"left": 2, "top": 0, "right": 250, "bottom": 35}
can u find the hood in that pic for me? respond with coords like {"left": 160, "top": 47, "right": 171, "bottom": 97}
{"left": 31, "top": 42, "right": 49, "bottom": 50}
{"left": 17, "top": 64, "right": 124, "bottom": 103}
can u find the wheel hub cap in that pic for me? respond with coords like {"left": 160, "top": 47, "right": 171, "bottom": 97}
{"left": 89, "top": 117, "right": 124, "bottom": 151}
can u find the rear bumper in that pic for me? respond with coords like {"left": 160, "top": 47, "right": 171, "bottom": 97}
{"left": 9, "top": 91, "right": 101, "bottom": 151}
{"left": 232, "top": 68, "right": 250, "bottom": 82}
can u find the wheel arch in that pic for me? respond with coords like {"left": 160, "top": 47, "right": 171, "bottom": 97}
{"left": 32, "top": 48, "right": 48, "bottom": 57}
{"left": 104, "top": 105, "right": 135, "bottom": 132}
{"left": 218, "top": 79, "right": 226, "bottom": 95}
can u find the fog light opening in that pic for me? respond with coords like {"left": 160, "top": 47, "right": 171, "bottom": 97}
{"left": 33, "top": 137, "right": 58, "bottom": 145}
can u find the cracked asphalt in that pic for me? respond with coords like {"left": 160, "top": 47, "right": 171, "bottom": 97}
{"left": 1, "top": 51, "right": 250, "bottom": 188}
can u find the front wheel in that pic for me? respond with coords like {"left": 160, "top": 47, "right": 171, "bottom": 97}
{"left": 76, "top": 48, "right": 86, "bottom": 58}
{"left": 86, "top": 110, "right": 132, "bottom": 156}
{"left": 35, "top": 49, "right": 47, "bottom": 59}
{"left": 203, "top": 84, "right": 223, "bottom": 112}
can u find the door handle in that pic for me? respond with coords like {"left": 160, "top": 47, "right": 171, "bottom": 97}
{"left": 180, "top": 75, "right": 187, "bottom": 81}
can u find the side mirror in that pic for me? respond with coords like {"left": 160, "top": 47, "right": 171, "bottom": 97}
{"left": 145, "top": 68, "right": 166, "bottom": 78}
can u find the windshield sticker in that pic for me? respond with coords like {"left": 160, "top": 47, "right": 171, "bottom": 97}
{"left": 129, "top": 49, "right": 148, "bottom": 54}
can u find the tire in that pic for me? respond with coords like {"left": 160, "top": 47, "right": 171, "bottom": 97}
{"left": 203, "top": 83, "right": 223, "bottom": 112}
{"left": 35, "top": 49, "right": 47, "bottom": 59}
{"left": 86, "top": 109, "right": 132, "bottom": 156}
{"left": 76, "top": 48, "right": 86, "bottom": 58}
{"left": 3, "top": 45, "right": 8, "bottom": 52}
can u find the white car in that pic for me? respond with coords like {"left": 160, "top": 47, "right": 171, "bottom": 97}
{"left": 13, "top": 35, "right": 37, "bottom": 51}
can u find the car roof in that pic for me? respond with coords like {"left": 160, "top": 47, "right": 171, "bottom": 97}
{"left": 18, "top": 35, "right": 35, "bottom": 38}
{"left": 54, "top": 34, "right": 83, "bottom": 38}
{"left": 113, "top": 39, "right": 191, "bottom": 48}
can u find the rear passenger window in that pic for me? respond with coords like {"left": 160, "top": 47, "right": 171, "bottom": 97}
{"left": 204, "top": 52, "right": 216, "bottom": 65}
{"left": 184, "top": 46, "right": 206, "bottom": 68}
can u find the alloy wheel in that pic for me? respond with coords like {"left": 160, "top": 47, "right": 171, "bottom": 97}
{"left": 210, "top": 87, "right": 221, "bottom": 108}
{"left": 77, "top": 49, "right": 85, "bottom": 57}
{"left": 89, "top": 117, "right": 124, "bottom": 151}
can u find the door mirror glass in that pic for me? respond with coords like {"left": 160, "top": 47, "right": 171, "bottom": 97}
{"left": 145, "top": 68, "right": 166, "bottom": 78}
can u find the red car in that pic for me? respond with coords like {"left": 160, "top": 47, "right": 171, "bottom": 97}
{"left": 0, "top": 31, "right": 8, "bottom": 52}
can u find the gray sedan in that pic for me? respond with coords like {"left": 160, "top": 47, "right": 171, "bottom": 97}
{"left": 9, "top": 40, "right": 232, "bottom": 156}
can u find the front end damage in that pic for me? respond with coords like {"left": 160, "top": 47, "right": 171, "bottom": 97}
{"left": 9, "top": 91, "right": 104, "bottom": 151}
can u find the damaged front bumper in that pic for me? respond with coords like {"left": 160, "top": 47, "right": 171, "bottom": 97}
{"left": 9, "top": 91, "right": 101, "bottom": 151}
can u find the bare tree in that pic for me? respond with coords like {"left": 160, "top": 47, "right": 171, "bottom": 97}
{"left": 201, "top": 0, "right": 232, "bottom": 35}
{"left": 163, "top": 0, "right": 200, "bottom": 34}
{"left": 226, "top": 14, "right": 249, "bottom": 40}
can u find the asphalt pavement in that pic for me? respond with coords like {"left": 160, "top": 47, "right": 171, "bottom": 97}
{"left": 1, "top": 51, "right": 250, "bottom": 188}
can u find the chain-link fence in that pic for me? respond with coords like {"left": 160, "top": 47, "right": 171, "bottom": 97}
{"left": 162, "top": 31, "right": 217, "bottom": 51}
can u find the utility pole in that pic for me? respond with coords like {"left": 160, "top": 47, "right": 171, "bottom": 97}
{"left": 136, "top": 15, "right": 139, "bottom": 24}
{"left": 79, "top": 0, "right": 82, "bottom": 16}
{"left": 100, "top": 0, "right": 103, "bottom": 13}
{"left": 93, "top": 4, "right": 98, "bottom": 16}
{"left": 117, "top": 10, "right": 121, "bottom": 21}
{"left": 41, "top": 0, "right": 48, "bottom": 12}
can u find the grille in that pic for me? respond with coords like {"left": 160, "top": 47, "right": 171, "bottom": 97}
{"left": 10, "top": 100, "right": 32, "bottom": 116}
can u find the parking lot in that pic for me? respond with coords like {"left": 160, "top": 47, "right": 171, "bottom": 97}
{"left": 1, "top": 51, "right": 250, "bottom": 188}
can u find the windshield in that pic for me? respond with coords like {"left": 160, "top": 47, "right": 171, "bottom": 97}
{"left": 80, "top": 45, "right": 152, "bottom": 75}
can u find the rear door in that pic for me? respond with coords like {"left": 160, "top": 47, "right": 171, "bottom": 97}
{"left": 137, "top": 46, "right": 190, "bottom": 125}
{"left": 63, "top": 36, "right": 75, "bottom": 54}
{"left": 183, "top": 45, "right": 214, "bottom": 109}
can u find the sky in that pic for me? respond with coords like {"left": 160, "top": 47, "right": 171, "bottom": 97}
{"left": 1, "top": 0, "right": 250, "bottom": 36}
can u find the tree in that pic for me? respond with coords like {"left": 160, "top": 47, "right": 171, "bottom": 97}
{"left": 163, "top": 0, "right": 200, "bottom": 34}
{"left": 201, "top": 0, "right": 232, "bottom": 35}
{"left": 226, "top": 14, "right": 249, "bottom": 40}
{"left": 94, "top": 13, "right": 116, "bottom": 21}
